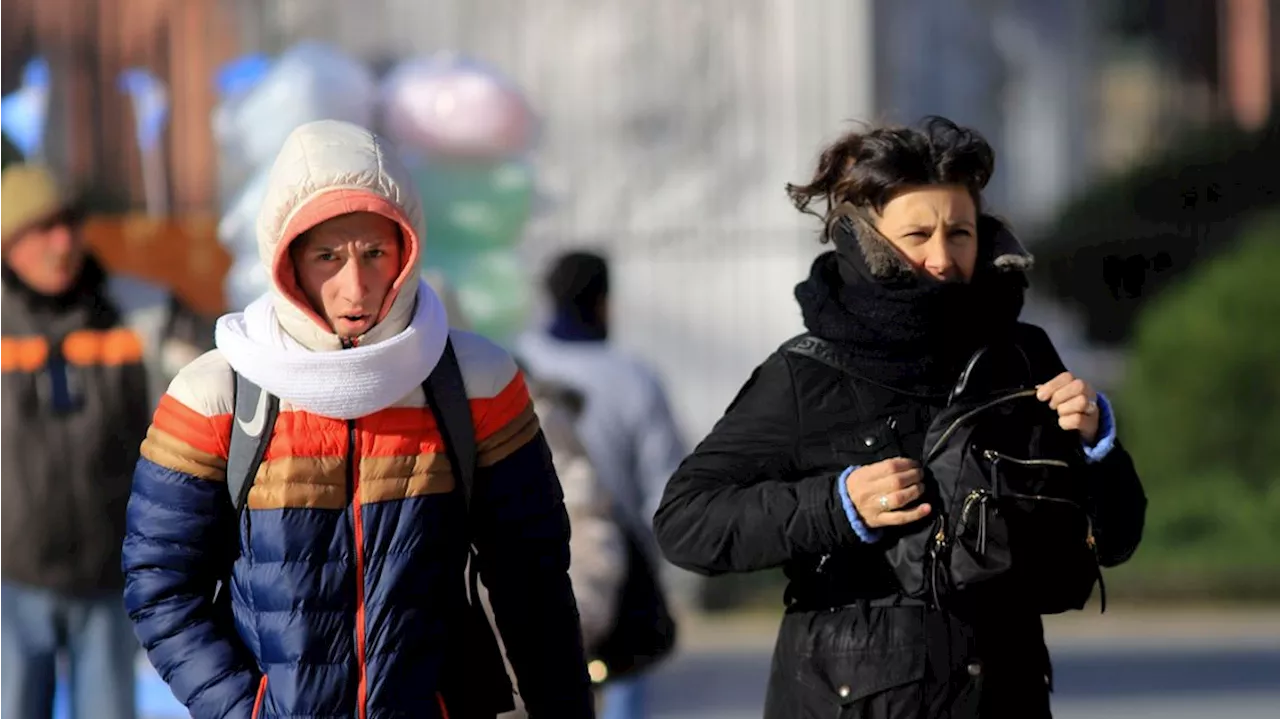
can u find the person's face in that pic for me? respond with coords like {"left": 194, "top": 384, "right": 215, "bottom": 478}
{"left": 872, "top": 185, "right": 979, "bottom": 282}
{"left": 4, "top": 214, "right": 86, "bottom": 295}
{"left": 290, "top": 212, "right": 403, "bottom": 339}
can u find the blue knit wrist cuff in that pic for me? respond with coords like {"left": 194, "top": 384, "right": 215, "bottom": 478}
{"left": 836, "top": 466, "right": 882, "bottom": 544}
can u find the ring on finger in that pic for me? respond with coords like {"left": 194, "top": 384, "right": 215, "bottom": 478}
{"left": 878, "top": 494, "right": 890, "bottom": 511}
{"left": 1085, "top": 398, "right": 1098, "bottom": 415}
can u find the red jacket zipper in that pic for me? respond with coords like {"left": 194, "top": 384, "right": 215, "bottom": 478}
{"left": 348, "top": 419, "right": 369, "bottom": 719}
{"left": 252, "top": 675, "right": 268, "bottom": 718}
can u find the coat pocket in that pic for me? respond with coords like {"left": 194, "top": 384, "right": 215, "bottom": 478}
{"left": 766, "top": 609, "right": 928, "bottom": 719}
{"left": 832, "top": 416, "right": 905, "bottom": 459}
{"left": 796, "top": 644, "right": 926, "bottom": 719}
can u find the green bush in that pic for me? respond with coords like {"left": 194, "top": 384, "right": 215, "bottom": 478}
{"left": 1114, "top": 211, "right": 1280, "bottom": 597}
{"left": 1030, "top": 119, "right": 1280, "bottom": 345}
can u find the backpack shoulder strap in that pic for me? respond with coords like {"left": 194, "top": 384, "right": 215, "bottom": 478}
{"left": 227, "top": 371, "right": 280, "bottom": 513}
{"left": 213, "top": 372, "right": 279, "bottom": 605}
{"left": 421, "top": 339, "right": 517, "bottom": 704}
{"left": 421, "top": 339, "right": 476, "bottom": 512}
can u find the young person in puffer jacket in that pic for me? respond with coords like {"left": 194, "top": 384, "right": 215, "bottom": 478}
{"left": 653, "top": 116, "right": 1147, "bottom": 719}
{"left": 122, "top": 120, "right": 594, "bottom": 719}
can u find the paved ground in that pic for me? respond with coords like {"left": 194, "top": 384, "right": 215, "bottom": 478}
{"left": 645, "top": 605, "right": 1280, "bottom": 719}
{"left": 643, "top": 644, "right": 1280, "bottom": 719}
{"left": 67, "top": 605, "right": 1280, "bottom": 718}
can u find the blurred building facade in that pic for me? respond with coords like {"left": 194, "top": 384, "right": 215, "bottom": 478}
{"left": 3, "top": 0, "right": 1276, "bottom": 442}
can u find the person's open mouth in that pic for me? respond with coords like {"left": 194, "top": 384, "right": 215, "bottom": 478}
{"left": 338, "top": 313, "right": 371, "bottom": 328}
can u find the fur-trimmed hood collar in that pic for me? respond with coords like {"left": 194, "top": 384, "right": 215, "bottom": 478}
{"left": 830, "top": 203, "right": 1034, "bottom": 282}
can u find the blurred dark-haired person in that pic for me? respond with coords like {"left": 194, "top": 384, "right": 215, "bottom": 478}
{"left": 1, "top": 163, "right": 210, "bottom": 719}
{"left": 652, "top": 117, "right": 1147, "bottom": 719}
{"left": 517, "top": 251, "right": 687, "bottom": 719}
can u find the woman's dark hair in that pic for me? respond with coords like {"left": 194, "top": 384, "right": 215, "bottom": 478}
{"left": 786, "top": 116, "right": 995, "bottom": 241}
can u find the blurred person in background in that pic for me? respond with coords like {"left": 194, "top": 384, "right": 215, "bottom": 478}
{"left": 501, "top": 375, "right": 626, "bottom": 718}
{"left": 121, "top": 120, "right": 593, "bottom": 719}
{"left": 653, "top": 117, "right": 1146, "bottom": 719}
{"left": 516, "top": 251, "right": 687, "bottom": 719}
{"left": 1, "top": 162, "right": 211, "bottom": 719}
{"left": 429, "top": 271, "right": 626, "bottom": 717}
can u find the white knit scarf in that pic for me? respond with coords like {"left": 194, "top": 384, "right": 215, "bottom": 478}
{"left": 214, "top": 278, "right": 449, "bottom": 419}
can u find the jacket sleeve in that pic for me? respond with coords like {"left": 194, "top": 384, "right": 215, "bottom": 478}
{"left": 1019, "top": 324, "right": 1147, "bottom": 567}
{"left": 122, "top": 391, "right": 260, "bottom": 719}
{"left": 653, "top": 352, "right": 861, "bottom": 576}
{"left": 471, "top": 371, "right": 594, "bottom": 718}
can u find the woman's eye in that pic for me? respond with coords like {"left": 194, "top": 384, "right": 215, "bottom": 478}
{"left": 367, "top": 249, "right": 386, "bottom": 258}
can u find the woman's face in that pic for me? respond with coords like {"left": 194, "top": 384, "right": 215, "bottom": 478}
{"left": 872, "top": 185, "right": 979, "bottom": 282}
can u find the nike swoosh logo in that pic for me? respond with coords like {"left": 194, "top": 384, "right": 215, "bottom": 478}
{"left": 237, "top": 389, "right": 270, "bottom": 438}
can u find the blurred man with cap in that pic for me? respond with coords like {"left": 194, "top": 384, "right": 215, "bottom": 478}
{"left": 1, "top": 162, "right": 210, "bottom": 719}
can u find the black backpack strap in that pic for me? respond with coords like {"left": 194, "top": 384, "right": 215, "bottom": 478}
{"left": 418, "top": 339, "right": 485, "bottom": 596}
{"left": 227, "top": 372, "right": 280, "bottom": 513}
{"left": 213, "top": 372, "right": 279, "bottom": 605}
{"left": 419, "top": 339, "right": 485, "bottom": 601}
{"left": 421, "top": 340, "right": 476, "bottom": 511}
{"left": 421, "top": 338, "right": 518, "bottom": 707}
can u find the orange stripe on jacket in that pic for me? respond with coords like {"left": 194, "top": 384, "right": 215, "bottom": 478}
{"left": 142, "top": 395, "right": 232, "bottom": 481}
{"left": 263, "top": 409, "right": 452, "bottom": 461}
{"left": 361, "top": 409, "right": 448, "bottom": 458}
{"left": 472, "top": 371, "right": 534, "bottom": 443}
{"left": 61, "top": 328, "right": 145, "bottom": 366}
{"left": 473, "top": 373, "right": 542, "bottom": 467}
{"left": 262, "top": 411, "right": 349, "bottom": 461}
{"left": 478, "top": 404, "right": 540, "bottom": 467}
{"left": 0, "top": 336, "right": 49, "bottom": 372}
{"left": 151, "top": 394, "right": 231, "bottom": 458}
{"left": 230, "top": 370, "right": 539, "bottom": 505}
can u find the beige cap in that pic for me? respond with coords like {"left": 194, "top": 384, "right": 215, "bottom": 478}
{"left": 1, "top": 164, "right": 80, "bottom": 249}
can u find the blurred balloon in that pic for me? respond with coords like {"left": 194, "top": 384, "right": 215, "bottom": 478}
{"left": 424, "top": 249, "right": 531, "bottom": 344}
{"left": 381, "top": 53, "right": 537, "bottom": 161}
{"left": 224, "top": 254, "right": 271, "bottom": 312}
{"left": 212, "top": 42, "right": 377, "bottom": 311}
{"left": 214, "top": 41, "right": 377, "bottom": 170}
{"left": 218, "top": 167, "right": 270, "bottom": 257}
{"left": 412, "top": 159, "right": 535, "bottom": 256}
{"left": 214, "top": 54, "right": 273, "bottom": 99}
{"left": 118, "top": 69, "right": 169, "bottom": 154}
{"left": 1, "top": 58, "right": 50, "bottom": 159}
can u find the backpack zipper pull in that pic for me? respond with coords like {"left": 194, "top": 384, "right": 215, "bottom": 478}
{"left": 977, "top": 496, "right": 989, "bottom": 555}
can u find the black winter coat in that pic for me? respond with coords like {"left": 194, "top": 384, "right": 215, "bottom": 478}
{"left": 653, "top": 322, "right": 1147, "bottom": 719}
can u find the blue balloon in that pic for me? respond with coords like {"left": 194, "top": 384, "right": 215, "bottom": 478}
{"left": 215, "top": 54, "right": 274, "bottom": 99}
{"left": 1, "top": 58, "right": 49, "bottom": 158}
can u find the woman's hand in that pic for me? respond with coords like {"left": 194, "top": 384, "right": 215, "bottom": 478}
{"left": 846, "top": 458, "right": 932, "bottom": 528}
{"left": 1036, "top": 371, "right": 1101, "bottom": 445}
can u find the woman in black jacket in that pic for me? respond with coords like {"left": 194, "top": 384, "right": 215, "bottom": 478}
{"left": 653, "top": 117, "right": 1146, "bottom": 719}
